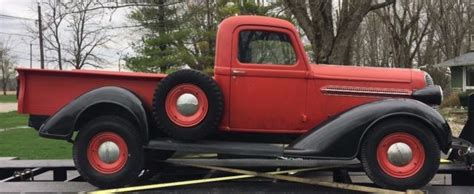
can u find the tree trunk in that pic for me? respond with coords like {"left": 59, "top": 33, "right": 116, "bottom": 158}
{"left": 284, "top": 0, "right": 393, "bottom": 65}
{"left": 1, "top": 77, "right": 6, "bottom": 96}
{"left": 1, "top": 64, "right": 5, "bottom": 95}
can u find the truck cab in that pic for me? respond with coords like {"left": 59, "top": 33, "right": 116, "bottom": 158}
{"left": 214, "top": 16, "right": 430, "bottom": 134}
{"left": 214, "top": 16, "right": 310, "bottom": 133}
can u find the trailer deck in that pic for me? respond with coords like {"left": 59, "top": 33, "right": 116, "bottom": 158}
{"left": 1, "top": 156, "right": 473, "bottom": 193}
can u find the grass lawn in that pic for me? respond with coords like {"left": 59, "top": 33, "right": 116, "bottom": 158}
{"left": 0, "top": 111, "right": 29, "bottom": 128}
{"left": 0, "top": 95, "right": 17, "bottom": 103}
{"left": 0, "top": 111, "right": 72, "bottom": 159}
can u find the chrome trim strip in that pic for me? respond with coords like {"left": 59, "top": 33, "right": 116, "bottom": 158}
{"left": 321, "top": 86, "right": 412, "bottom": 97}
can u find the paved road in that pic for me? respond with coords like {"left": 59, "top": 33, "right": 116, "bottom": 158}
{"left": 0, "top": 182, "right": 97, "bottom": 192}
{"left": 0, "top": 103, "right": 17, "bottom": 113}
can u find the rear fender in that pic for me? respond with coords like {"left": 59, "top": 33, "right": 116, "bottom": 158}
{"left": 39, "top": 86, "right": 149, "bottom": 141}
{"left": 284, "top": 98, "right": 452, "bottom": 159}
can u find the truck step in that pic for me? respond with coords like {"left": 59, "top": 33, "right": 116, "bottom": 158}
{"left": 146, "top": 138, "right": 285, "bottom": 157}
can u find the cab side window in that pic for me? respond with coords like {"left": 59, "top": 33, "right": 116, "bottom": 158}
{"left": 238, "top": 30, "right": 297, "bottom": 65}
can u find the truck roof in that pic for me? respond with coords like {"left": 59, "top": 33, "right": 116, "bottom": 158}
{"left": 219, "top": 15, "right": 296, "bottom": 31}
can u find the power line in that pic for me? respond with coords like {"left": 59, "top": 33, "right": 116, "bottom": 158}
{"left": 9, "top": 50, "right": 40, "bottom": 57}
{"left": 0, "top": 14, "right": 36, "bottom": 21}
{"left": 9, "top": 55, "right": 34, "bottom": 61}
{"left": 96, "top": 53, "right": 118, "bottom": 58}
{"left": 0, "top": 32, "right": 34, "bottom": 38}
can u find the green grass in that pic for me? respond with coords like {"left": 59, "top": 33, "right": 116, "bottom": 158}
{"left": 0, "top": 111, "right": 72, "bottom": 159}
{"left": 0, "top": 111, "right": 28, "bottom": 128}
{"left": 0, "top": 95, "right": 17, "bottom": 103}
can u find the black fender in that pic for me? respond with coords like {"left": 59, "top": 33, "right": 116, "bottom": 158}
{"left": 39, "top": 86, "right": 149, "bottom": 142}
{"left": 284, "top": 98, "right": 452, "bottom": 159}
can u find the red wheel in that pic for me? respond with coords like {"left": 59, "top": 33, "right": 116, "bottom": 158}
{"left": 73, "top": 116, "right": 144, "bottom": 188}
{"left": 376, "top": 132, "right": 425, "bottom": 178}
{"left": 165, "top": 84, "right": 209, "bottom": 127}
{"left": 360, "top": 119, "right": 440, "bottom": 189}
{"left": 87, "top": 132, "right": 128, "bottom": 174}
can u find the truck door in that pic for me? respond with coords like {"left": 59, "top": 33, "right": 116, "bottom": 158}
{"left": 229, "top": 26, "right": 308, "bottom": 132}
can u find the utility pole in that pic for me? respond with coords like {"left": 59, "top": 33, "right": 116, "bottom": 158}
{"left": 37, "top": 1, "right": 45, "bottom": 69}
{"left": 2, "top": 50, "right": 5, "bottom": 95}
{"left": 118, "top": 58, "right": 121, "bottom": 72}
{"left": 30, "top": 43, "right": 32, "bottom": 68}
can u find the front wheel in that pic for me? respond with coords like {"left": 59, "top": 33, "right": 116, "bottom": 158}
{"left": 73, "top": 116, "right": 145, "bottom": 188}
{"left": 360, "top": 119, "right": 440, "bottom": 190}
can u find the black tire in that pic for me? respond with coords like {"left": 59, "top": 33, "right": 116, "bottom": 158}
{"left": 360, "top": 118, "right": 440, "bottom": 190}
{"left": 153, "top": 69, "right": 224, "bottom": 141}
{"left": 73, "top": 116, "right": 145, "bottom": 188}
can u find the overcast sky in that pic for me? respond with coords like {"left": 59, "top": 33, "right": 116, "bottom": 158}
{"left": 0, "top": 0, "right": 137, "bottom": 71}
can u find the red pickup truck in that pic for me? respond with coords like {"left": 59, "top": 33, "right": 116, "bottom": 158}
{"left": 17, "top": 16, "right": 461, "bottom": 189}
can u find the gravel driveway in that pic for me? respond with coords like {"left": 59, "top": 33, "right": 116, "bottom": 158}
{"left": 0, "top": 103, "right": 17, "bottom": 113}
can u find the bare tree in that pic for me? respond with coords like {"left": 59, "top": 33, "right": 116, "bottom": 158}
{"left": 375, "top": 0, "right": 432, "bottom": 68}
{"left": 0, "top": 43, "right": 15, "bottom": 95}
{"left": 31, "top": 0, "right": 113, "bottom": 70}
{"left": 283, "top": 0, "right": 394, "bottom": 65}
{"left": 64, "top": 0, "right": 112, "bottom": 69}
{"left": 41, "top": 0, "right": 68, "bottom": 70}
{"left": 431, "top": 0, "right": 471, "bottom": 59}
{"left": 353, "top": 13, "right": 392, "bottom": 67}
{"left": 350, "top": 0, "right": 469, "bottom": 90}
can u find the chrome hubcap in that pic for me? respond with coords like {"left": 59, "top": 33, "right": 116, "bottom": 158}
{"left": 387, "top": 142, "right": 413, "bottom": 166}
{"left": 176, "top": 93, "right": 199, "bottom": 116}
{"left": 98, "top": 141, "right": 120, "bottom": 164}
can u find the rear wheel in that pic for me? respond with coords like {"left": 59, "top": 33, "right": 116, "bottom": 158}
{"left": 360, "top": 119, "right": 440, "bottom": 190}
{"left": 73, "top": 116, "right": 144, "bottom": 188}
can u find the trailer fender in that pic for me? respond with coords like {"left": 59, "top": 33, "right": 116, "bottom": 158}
{"left": 284, "top": 98, "right": 452, "bottom": 159}
{"left": 39, "top": 86, "right": 149, "bottom": 141}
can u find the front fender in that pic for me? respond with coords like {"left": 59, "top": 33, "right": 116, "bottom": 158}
{"left": 284, "top": 98, "right": 452, "bottom": 159}
{"left": 39, "top": 86, "right": 148, "bottom": 141}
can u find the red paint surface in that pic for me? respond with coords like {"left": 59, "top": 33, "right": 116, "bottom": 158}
{"left": 87, "top": 132, "right": 128, "bottom": 174}
{"left": 376, "top": 132, "right": 425, "bottom": 178}
{"left": 17, "top": 68, "right": 165, "bottom": 115}
{"left": 18, "top": 16, "right": 428, "bottom": 134}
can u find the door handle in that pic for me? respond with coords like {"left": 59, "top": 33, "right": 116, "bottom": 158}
{"left": 232, "top": 70, "right": 246, "bottom": 75}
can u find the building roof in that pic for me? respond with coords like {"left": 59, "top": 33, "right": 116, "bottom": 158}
{"left": 436, "top": 52, "right": 474, "bottom": 67}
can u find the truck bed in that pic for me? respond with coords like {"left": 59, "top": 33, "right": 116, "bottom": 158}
{"left": 17, "top": 68, "right": 166, "bottom": 116}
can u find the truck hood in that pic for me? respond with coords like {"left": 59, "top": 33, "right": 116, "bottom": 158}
{"left": 310, "top": 64, "right": 413, "bottom": 83}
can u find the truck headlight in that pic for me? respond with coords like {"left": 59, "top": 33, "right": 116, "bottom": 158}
{"left": 412, "top": 85, "right": 443, "bottom": 106}
{"left": 424, "top": 72, "right": 434, "bottom": 86}
{"left": 439, "top": 85, "right": 443, "bottom": 103}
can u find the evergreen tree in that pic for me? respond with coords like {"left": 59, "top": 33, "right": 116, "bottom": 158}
{"left": 126, "top": 0, "right": 283, "bottom": 73}
{"left": 126, "top": 0, "right": 190, "bottom": 73}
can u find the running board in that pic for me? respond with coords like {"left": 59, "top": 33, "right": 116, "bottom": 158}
{"left": 146, "top": 138, "right": 285, "bottom": 157}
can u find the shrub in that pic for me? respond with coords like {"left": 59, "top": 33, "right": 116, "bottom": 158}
{"left": 421, "top": 66, "right": 451, "bottom": 92}
{"left": 458, "top": 91, "right": 472, "bottom": 107}
{"left": 440, "top": 92, "right": 461, "bottom": 108}
{"left": 203, "top": 67, "right": 214, "bottom": 76}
